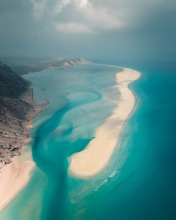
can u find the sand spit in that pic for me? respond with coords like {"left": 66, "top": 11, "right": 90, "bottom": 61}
{"left": 69, "top": 68, "right": 140, "bottom": 178}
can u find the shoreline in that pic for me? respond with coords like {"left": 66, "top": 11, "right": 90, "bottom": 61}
{"left": 68, "top": 67, "right": 140, "bottom": 178}
{"left": 0, "top": 146, "right": 35, "bottom": 210}
{"left": 0, "top": 88, "right": 48, "bottom": 211}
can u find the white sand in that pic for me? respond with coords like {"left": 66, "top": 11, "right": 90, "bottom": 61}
{"left": 0, "top": 145, "right": 35, "bottom": 211}
{"left": 68, "top": 68, "right": 140, "bottom": 178}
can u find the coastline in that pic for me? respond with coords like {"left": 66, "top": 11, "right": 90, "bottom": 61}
{"left": 0, "top": 88, "right": 48, "bottom": 211}
{"left": 0, "top": 59, "right": 84, "bottom": 212}
{"left": 68, "top": 68, "right": 140, "bottom": 178}
{"left": 0, "top": 146, "right": 35, "bottom": 210}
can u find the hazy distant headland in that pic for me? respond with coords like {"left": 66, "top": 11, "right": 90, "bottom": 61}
{"left": 3, "top": 58, "right": 89, "bottom": 75}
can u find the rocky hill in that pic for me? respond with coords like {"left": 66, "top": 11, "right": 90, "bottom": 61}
{"left": 0, "top": 61, "right": 32, "bottom": 122}
{"left": 0, "top": 61, "right": 44, "bottom": 169}
{"left": 0, "top": 61, "right": 30, "bottom": 96}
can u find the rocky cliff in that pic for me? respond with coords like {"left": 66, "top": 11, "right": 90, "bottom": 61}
{"left": 0, "top": 61, "right": 43, "bottom": 169}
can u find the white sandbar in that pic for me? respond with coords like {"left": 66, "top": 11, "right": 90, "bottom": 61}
{"left": 68, "top": 68, "right": 140, "bottom": 178}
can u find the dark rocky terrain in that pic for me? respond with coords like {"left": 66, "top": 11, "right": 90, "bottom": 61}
{"left": 0, "top": 61, "right": 32, "bottom": 121}
{"left": 0, "top": 61, "right": 44, "bottom": 169}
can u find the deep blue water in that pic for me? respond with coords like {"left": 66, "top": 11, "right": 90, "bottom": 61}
{"left": 1, "top": 62, "right": 176, "bottom": 220}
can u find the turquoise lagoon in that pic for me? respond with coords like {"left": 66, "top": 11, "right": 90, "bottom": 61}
{"left": 1, "top": 62, "right": 176, "bottom": 220}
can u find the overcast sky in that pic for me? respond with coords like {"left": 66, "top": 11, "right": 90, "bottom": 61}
{"left": 0, "top": 0, "right": 176, "bottom": 60}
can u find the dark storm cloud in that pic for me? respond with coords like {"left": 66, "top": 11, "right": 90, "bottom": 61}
{"left": 0, "top": 0, "right": 176, "bottom": 60}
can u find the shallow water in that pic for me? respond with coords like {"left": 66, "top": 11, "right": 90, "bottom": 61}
{"left": 1, "top": 62, "right": 176, "bottom": 220}
{"left": 1, "top": 64, "right": 122, "bottom": 219}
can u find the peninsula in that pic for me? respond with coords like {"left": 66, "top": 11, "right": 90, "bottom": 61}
{"left": 4, "top": 58, "right": 89, "bottom": 75}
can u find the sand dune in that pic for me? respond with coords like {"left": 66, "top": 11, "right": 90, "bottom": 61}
{"left": 69, "top": 68, "right": 140, "bottom": 178}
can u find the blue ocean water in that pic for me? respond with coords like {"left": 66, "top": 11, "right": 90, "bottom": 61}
{"left": 1, "top": 62, "right": 176, "bottom": 220}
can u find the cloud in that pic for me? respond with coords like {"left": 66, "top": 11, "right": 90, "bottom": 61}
{"left": 30, "top": 0, "right": 123, "bottom": 33}
{"left": 54, "top": 0, "right": 71, "bottom": 13}
{"left": 30, "top": 0, "right": 46, "bottom": 19}
{"left": 80, "top": 4, "right": 122, "bottom": 30}
{"left": 55, "top": 22, "right": 93, "bottom": 33}
{"left": 31, "top": 0, "right": 174, "bottom": 34}
{"left": 0, "top": 0, "right": 176, "bottom": 60}
{"left": 78, "top": 0, "right": 88, "bottom": 8}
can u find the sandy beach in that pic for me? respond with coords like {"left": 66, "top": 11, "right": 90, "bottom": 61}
{"left": 69, "top": 68, "right": 140, "bottom": 178}
{"left": 0, "top": 143, "right": 35, "bottom": 211}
